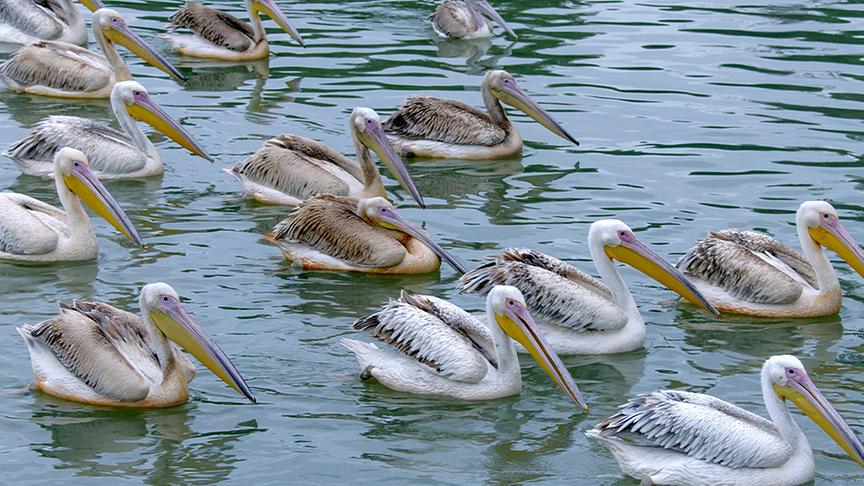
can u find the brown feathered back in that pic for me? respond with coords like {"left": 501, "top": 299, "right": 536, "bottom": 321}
{"left": 0, "top": 41, "right": 109, "bottom": 92}
{"left": 169, "top": 2, "right": 256, "bottom": 52}
{"left": 384, "top": 96, "right": 506, "bottom": 146}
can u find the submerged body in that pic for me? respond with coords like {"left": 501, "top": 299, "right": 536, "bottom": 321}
{"left": 0, "top": 0, "right": 102, "bottom": 46}
{"left": 678, "top": 201, "right": 864, "bottom": 317}
{"left": 431, "top": 0, "right": 516, "bottom": 40}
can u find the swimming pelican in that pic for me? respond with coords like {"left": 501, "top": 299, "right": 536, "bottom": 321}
{"left": 5, "top": 80, "right": 212, "bottom": 179}
{"left": 588, "top": 355, "right": 864, "bottom": 485}
{"left": 431, "top": 0, "right": 516, "bottom": 40}
{"left": 459, "top": 220, "right": 719, "bottom": 355}
{"left": 0, "top": 0, "right": 103, "bottom": 46}
{"left": 267, "top": 195, "right": 465, "bottom": 275}
{"left": 17, "top": 282, "right": 256, "bottom": 407}
{"left": 227, "top": 107, "right": 423, "bottom": 207}
{"left": 165, "top": 0, "right": 304, "bottom": 61}
{"left": 342, "top": 285, "right": 587, "bottom": 407}
{"left": 0, "top": 8, "right": 185, "bottom": 99}
{"left": 0, "top": 148, "right": 142, "bottom": 262}
{"left": 677, "top": 201, "right": 864, "bottom": 318}
{"left": 383, "top": 70, "right": 578, "bottom": 160}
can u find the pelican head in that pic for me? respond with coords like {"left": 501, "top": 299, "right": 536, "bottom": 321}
{"left": 55, "top": 148, "right": 143, "bottom": 246}
{"left": 93, "top": 9, "right": 186, "bottom": 81}
{"left": 114, "top": 81, "right": 212, "bottom": 161}
{"left": 351, "top": 107, "right": 424, "bottom": 208}
{"left": 468, "top": 0, "right": 517, "bottom": 38}
{"left": 248, "top": 0, "right": 305, "bottom": 46}
{"left": 485, "top": 70, "right": 579, "bottom": 146}
{"left": 358, "top": 197, "right": 466, "bottom": 274}
{"left": 488, "top": 285, "right": 587, "bottom": 410}
{"left": 799, "top": 200, "right": 864, "bottom": 278}
{"left": 591, "top": 219, "right": 719, "bottom": 316}
{"left": 141, "top": 283, "right": 256, "bottom": 404}
{"left": 766, "top": 355, "right": 864, "bottom": 467}
{"left": 79, "top": 0, "right": 106, "bottom": 12}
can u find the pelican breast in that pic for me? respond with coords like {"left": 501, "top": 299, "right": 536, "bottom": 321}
{"left": 384, "top": 96, "right": 506, "bottom": 146}
{"left": 168, "top": 1, "right": 256, "bottom": 52}
{"left": 0, "top": 40, "right": 111, "bottom": 93}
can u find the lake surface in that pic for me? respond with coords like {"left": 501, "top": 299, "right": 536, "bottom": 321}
{"left": 1, "top": 0, "right": 863, "bottom": 483}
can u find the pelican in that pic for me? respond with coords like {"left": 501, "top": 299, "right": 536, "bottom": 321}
{"left": 17, "top": 282, "right": 256, "bottom": 407}
{"left": 459, "top": 220, "right": 719, "bottom": 355}
{"left": 226, "top": 107, "right": 423, "bottom": 207}
{"left": 383, "top": 70, "right": 579, "bottom": 160}
{"left": 342, "top": 285, "right": 587, "bottom": 407}
{"left": 165, "top": 0, "right": 304, "bottom": 61}
{"left": 0, "top": 0, "right": 103, "bottom": 46}
{"left": 5, "top": 81, "right": 212, "bottom": 180}
{"left": 0, "top": 8, "right": 185, "bottom": 99}
{"left": 266, "top": 195, "right": 465, "bottom": 275}
{"left": 431, "top": 0, "right": 516, "bottom": 40}
{"left": 677, "top": 201, "right": 864, "bottom": 318}
{"left": 0, "top": 148, "right": 142, "bottom": 262}
{"left": 588, "top": 355, "right": 864, "bottom": 485}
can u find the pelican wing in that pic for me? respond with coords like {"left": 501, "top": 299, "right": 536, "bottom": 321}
{"left": 593, "top": 390, "right": 792, "bottom": 469}
{"left": 0, "top": 192, "right": 65, "bottom": 255}
{"left": 431, "top": 1, "right": 475, "bottom": 39}
{"left": 460, "top": 248, "right": 628, "bottom": 331}
{"left": 168, "top": 1, "right": 255, "bottom": 52}
{"left": 0, "top": 40, "right": 111, "bottom": 92}
{"left": 19, "top": 301, "right": 153, "bottom": 402}
{"left": 272, "top": 195, "right": 407, "bottom": 268}
{"left": 353, "top": 298, "right": 490, "bottom": 383}
{"left": 0, "top": 0, "right": 68, "bottom": 40}
{"left": 5, "top": 116, "right": 146, "bottom": 174}
{"left": 384, "top": 96, "right": 507, "bottom": 146}
{"left": 678, "top": 229, "right": 815, "bottom": 305}
{"left": 231, "top": 134, "right": 362, "bottom": 199}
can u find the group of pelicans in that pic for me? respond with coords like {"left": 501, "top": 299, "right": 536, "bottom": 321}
{"left": 1, "top": 1, "right": 862, "bottom": 485}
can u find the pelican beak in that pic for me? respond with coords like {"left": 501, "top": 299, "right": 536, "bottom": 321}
{"left": 150, "top": 295, "right": 256, "bottom": 404}
{"left": 360, "top": 119, "right": 425, "bottom": 208}
{"left": 774, "top": 373, "right": 864, "bottom": 467}
{"left": 102, "top": 16, "right": 187, "bottom": 81}
{"left": 376, "top": 208, "right": 466, "bottom": 274}
{"left": 475, "top": 0, "right": 517, "bottom": 38}
{"left": 79, "top": 0, "right": 105, "bottom": 12}
{"left": 605, "top": 231, "right": 720, "bottom": 317}
{"left": 62, "top": 160, "right": 143, "bottom": 246}
{"left": 495, "top": 303, "right": 588, "bottom": 411}
{"left": 253, "top": 0, "right": 305, "bottom": 46}
{"left": 125, "top": 91, "right": 212, "bottom": 161}
{"left": 495, "top": 79, "right": 579, "bottom": 146}
{"left": 809, "top": 215, "right": 864, "bottom": 278}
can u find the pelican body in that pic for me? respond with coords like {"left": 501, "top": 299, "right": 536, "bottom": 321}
{"left": 227, "top": 107, "right": 423, "bottom": 207}
{"left": 431, "top": 0, "right": 516, "bottom": 40}
{"left": 460, "top": 220, "right": 719, "bottom": 355}
{"left": 678, "top": 201, "right": 864, "bottom": 317}
{"left": 383, "top": 70, "right": 578, "bottom": 160}
{"left": 0, "top": 148, "right": 142, "bottom": 262}
{"left": 165, "top": 0, "right": 304, "bottom": 61}
{"left": 267, "top": 195, "right": 465, "bottom": 275}
{"left": 18, "top": 283, "right": 256, "bottom": 407}
{"left": 588, "top": 355, "right": 864, "bottom": 485}
{"left": 0, "top": 0, "right": 103, "bottom": 46}
{"left": 342, "top": 286, "right": 587, "bottom": 407}
{"left": 0, "top": 8, "right": 185, "bottom": 98}
{"left": 5, "top": 81, "right": 212, "bottom": 179}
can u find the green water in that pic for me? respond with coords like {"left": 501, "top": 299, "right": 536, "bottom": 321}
{"left": 1, "top": 0, "right": 863, "bottom": 483}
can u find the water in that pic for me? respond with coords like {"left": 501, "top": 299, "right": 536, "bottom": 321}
{"left": 1, "top": 0, "right": 862, "bottom": 483}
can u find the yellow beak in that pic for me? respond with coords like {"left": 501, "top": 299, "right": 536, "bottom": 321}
{"left": 253, "top": 0, "right": 305, "bottom": 46}
{"left": 809, "top": 223, "right": 864, "bottom": 278}
{"left": 102, "top": 18, "right": 186, "bottom": 81}
{"left": 78, "top": 0, "right": 105, "bottom": 12}
{"left": 125, "top": 93, "right": 212, "bottom": 161}
{"left": 62, "top": 162, "right": 143, "bottom": 246}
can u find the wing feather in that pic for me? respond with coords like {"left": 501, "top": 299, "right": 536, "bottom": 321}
{"left": 0, "top": 192, "right": 63, "bottom": 255}
{"left": 384, "top": 96, "right": 506, "bottom": 146}
{"left": 0, "top": 41, "right": 111, "bottom": 92}
{"left": 431, "top": 1, "right": 475, "bottom": 39}
{"left": 168, "top": 2, "right": 255, "bottom": 52}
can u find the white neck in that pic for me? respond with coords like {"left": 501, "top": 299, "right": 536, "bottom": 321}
{"left": 796, "top": 214, "right": 838, "bottom": 292}
{"left": 485, "top": 300, "right": 520, "bottom": 382}
{"left": 110, "top": 91, "right": 157, "bottom": 158}
{"left": 246, "top": 0, "right": 265, "bottom": 41}
{"left": 465, "top": 0, "right": 486, "bottom": 27}
{"left": 351, "top": 130, "right": 385, "bottom": 197}
{"left": 53, "top": 169, "right": 93, "bottom": 241}
{"left": 589, "top": 237, "right": 640, "bottom": 321}
{"left": 761, "top": 368, "right": 805, "bottom": 449}
{"left": 139, "top": 300, "right": 172, "bottom": 370}
{"left": 93, "top": 24, "right": 130, "bottom": 80}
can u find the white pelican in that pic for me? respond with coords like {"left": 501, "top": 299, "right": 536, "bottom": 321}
{"left": 383, "top": 70, "right": 578, "bottom": 160}
{"left": 227, "top": 107, "right": 424, "bottom": 207}
{"left": 0, "top": 8, "right": 185, "bottom": 99}
{"left": 165, "top": 0, "right": 304, "bottom": 61}
{"left": 0, "top": 0, "right": 103, "bottom": 46}
{"left": 678, "top": 201, "right": 864, "bottom": 318}
{"left": 431, "top": 0, "right": 516, "bottom": 40}
{"left": 342, "top": 285, "right": 587, "bottom": 407}
{"left": 459, "top": 220, "right": 719, "bottom": 355}
{"left": 588, "top": 355, "right": 864, "bottom": 485}
{"left": 267, "top": 195, "right": 465, "bottom": 275}
{"left": 5, "top": 80, "right": 212, "bottom": 179}
{"left": 17, "top": 282, "right": 256, "bottom": 407}
{"left": 0, "top": 148, "right": 142, "bottom": 262}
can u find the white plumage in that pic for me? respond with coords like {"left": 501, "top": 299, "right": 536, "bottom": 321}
{"left": 0, "top": 0, "right": 89, "bottom": 46}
